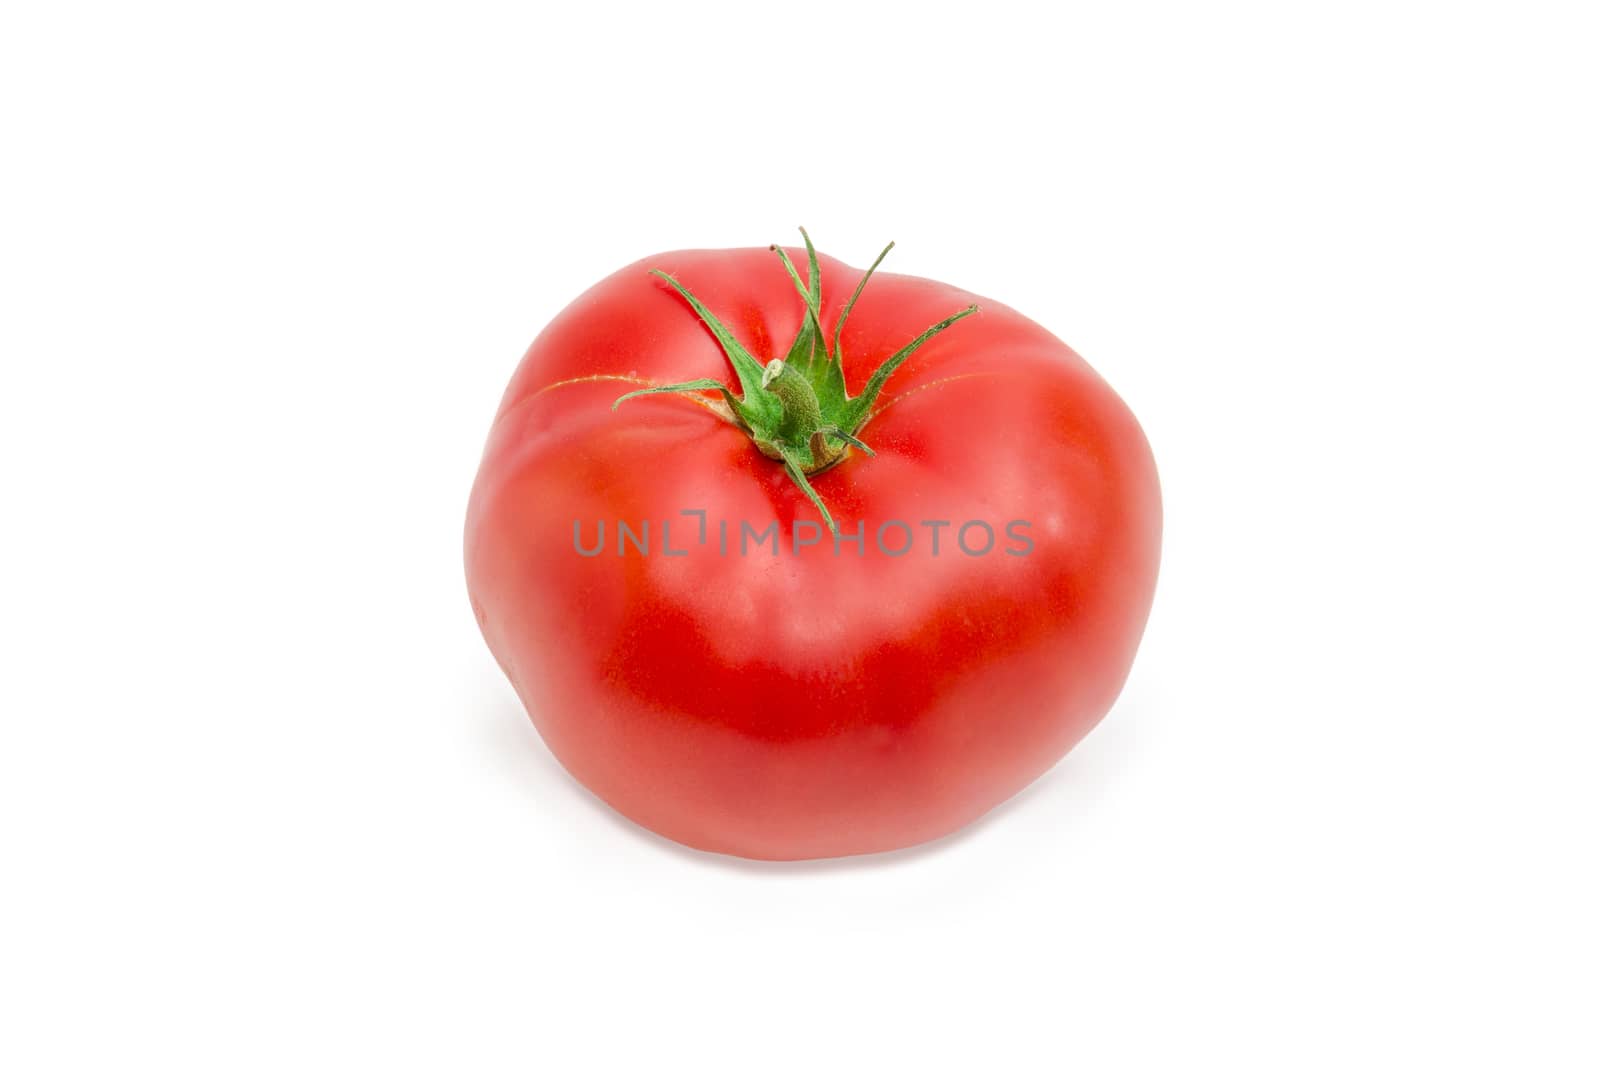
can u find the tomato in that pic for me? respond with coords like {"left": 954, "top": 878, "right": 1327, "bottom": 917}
{"left": 465, "top": 231, "right": 1161, "bottom": 860}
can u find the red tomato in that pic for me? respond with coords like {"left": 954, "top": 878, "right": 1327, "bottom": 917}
{"left": 466, "top": 232, "right": 1160, "bottom": 860}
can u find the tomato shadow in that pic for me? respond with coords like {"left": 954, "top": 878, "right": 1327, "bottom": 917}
{"left": 479, "top": 681, "right": 1140, "bottom": 876}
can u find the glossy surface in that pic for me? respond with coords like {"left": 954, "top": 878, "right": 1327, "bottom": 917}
{"left": 465, "top": 246, "right": 1161, "bottom": 859}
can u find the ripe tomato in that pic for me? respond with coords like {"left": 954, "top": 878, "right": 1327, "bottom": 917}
{"left": 466, "top": 231, "right": 1160, "bottom": 860}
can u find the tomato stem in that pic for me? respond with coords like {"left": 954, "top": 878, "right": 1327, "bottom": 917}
{"left": 613, "top": 229, "right": 979, "bottom": 531}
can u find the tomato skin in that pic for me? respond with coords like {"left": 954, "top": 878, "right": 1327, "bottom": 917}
{"left": 466, "top": 245, "right": 1161, "bottom": 860}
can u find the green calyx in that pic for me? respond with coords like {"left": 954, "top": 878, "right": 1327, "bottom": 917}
{"left": 613, "top": 228, "right": 978, "bottom": 532}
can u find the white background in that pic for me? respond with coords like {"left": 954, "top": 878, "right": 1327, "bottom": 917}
{"left": 3, "top": 2, "right": 1597, "bottom": 1063}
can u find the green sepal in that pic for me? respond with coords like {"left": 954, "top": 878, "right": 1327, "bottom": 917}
{"left": 816, "top": 239, "right": 893, "bottom": 412}
{"left": 824, "top": 426, "right": 874, "bottom": 456}
{"left": 832, "top": 240, "right": 894, "bottom": 366}
{"left": 838, "top": 304, "right": 979, "bottom": 433}
{"left": 770, "top": 230, "right": 827, "bottom": 381}
{"left": 780, "top": 448, "right": 836, "bottom": 534}
{"left": 648, "top": 269, "right": 779, "bottom": 425}
{"left": 613, "top": 378, "right": 740, "bottom": 413}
